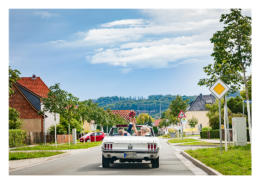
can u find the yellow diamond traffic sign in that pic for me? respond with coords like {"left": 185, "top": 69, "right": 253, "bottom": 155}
{"left": 213, "top": 83, "right": 225, "bottom": 95}
{"left": 209, "top": 79, "right": 229, "bottom": 99}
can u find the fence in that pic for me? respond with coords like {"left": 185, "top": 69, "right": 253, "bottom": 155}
{"left": 57, "top": 134, "right": 72, "bottom": 144}
{"left": 26, "top": 132, "right": 72, "bottom": 145}
{"left": 26, "top": 132, "right": 55, "bottom": 145}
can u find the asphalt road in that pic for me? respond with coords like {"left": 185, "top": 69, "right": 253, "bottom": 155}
{"left": 10, "top": 139, "right": 205, "bottom": 175}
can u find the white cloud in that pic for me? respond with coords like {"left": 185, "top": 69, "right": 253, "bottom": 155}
{"left": 90, "top": 40, "right": 212, "bottom": 68}
{"left": 47, "top": 9, "right": 251, "bottom": 71}
{"left": 101, "top": 19, "right": 147, "bottom": 27}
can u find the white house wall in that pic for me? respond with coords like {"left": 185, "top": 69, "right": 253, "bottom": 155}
{"left": 41, "top": 104, "right": 60, "bottom": 133}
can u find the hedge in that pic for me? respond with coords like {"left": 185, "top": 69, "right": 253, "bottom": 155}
{"left": 200, "top": 129, "right": 250, "bottom": 141}
{"left": 9, "top": 129, "right": 27, "bottom": 147}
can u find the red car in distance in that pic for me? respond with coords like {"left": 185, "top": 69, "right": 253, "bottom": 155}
{"left": 80, "top": 132, "right": 105, "bottom": 142}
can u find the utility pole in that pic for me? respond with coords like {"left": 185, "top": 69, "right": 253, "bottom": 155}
{"left": 43, "top": 115, "right": 46, "bottom": 145}
{"left": 160, "top": 102, "right": 161, "bottom": 119}
{"left": 219, "top": 100, "right": 222, "bottom": 152}
{"left": 53, "top": 113, "right": 57, "bottom": 147}
{"left": 224, "top": 96, "right": 228, "bottom": 151}
{"left": 68, "top": 124, "right": 70, "bottom": 146}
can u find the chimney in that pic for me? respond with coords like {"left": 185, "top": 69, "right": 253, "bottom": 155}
{"left": 32, "top": 74, "right": 36, "bottom": 80}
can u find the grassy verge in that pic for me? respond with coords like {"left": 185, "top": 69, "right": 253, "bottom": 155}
{"left": 185, "top": 144, "right": 251, "bottom": 175}
{"left": 179, "top": 141, "right": 219, "bottom": 146}
{"left": 13, "top": 141, "right": 102, "bottom": 151}
{"left": 168, "top": 138, "right": 198, "bottom": 144}
{"left": 9, "top": 151, "right": 64, "bottom": 160}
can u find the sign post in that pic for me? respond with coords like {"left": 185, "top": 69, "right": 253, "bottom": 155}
{"left": 178, "top": 110, "right": 186, "bottom": 140}
{"left": 209, "top": 79, "right": 229, "bottom": 152}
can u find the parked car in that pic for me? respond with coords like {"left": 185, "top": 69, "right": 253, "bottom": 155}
{"left": 101, "top": 125, "right": 160, "bottom": 168}
{"left": 80, "top": 132, "right": 105, "bottom": 142}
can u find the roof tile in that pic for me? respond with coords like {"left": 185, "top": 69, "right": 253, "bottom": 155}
{"left": 17, "top": 77, "right": 49, "bottom": 98}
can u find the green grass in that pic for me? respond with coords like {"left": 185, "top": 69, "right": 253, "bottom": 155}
{"left": 9, "top": 151, "right": 64, "bottom": 160}
{"left": 13, "top": 141, "right": 102, "bottom": 151}
{"left": 185, "top": 144, "right": 251, "bottom": 175}
{"left": 179, "top": 141, "right": 219, "bottom": 146}
{"left": 186, "top": 134, "right": 200, "bottom": 137}
{"left": 168, "top": 138, "right": 198, "bottom": 143}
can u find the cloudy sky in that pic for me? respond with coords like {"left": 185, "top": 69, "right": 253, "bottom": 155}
{"left": 9, "top": 9, "right": 250, "bottom": 100}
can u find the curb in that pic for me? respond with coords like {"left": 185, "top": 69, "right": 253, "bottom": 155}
{"left": 181, "top": 151, "right": 222, "bottom": 175}
{"left": 176, "top": 145, "right": 220, "bottom": 147}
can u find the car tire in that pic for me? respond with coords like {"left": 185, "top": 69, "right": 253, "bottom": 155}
{"left": 151, "top": 157, "right": 159, "bottom": 168}
{"left": 102, "top": 155, "right": 110, "bottom": 168}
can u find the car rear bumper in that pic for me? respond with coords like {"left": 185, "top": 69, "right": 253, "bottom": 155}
{"left": 102, "top": 151, "right": 159, "bottom": 160}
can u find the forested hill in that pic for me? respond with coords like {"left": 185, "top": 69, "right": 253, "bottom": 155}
{"left": 93, "top": 95, "right": 197, "bottom": 119}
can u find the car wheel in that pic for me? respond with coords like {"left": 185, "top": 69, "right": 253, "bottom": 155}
{"left": 151, "top": 157, "right": 159, "bottom": 168}
{"left": 102, "top": 155, "right": 110, "bottom": 168}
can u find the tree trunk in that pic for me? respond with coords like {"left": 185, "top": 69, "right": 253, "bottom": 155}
{"left": 243, "top": 70, "right": 252, "bottom": 143}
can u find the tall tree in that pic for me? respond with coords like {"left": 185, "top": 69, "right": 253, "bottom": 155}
{"left": 42, "top": 83, "right": 68, "bottom": 120}
{"left": 168, "top": 95, "right": 188, "bottom": 123}
{"left": 9, "top": 66, "right": 21, "bottom": 96}
{"left": 198, "top": 9, "right": 252, "bottom": 141}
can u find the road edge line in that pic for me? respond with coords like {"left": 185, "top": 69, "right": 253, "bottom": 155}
{"left": 180, "top": 151, "right": 223, "bottom": 175}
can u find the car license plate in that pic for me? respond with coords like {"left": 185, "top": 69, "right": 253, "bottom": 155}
{"left": 124, "top": 152, "right": 136, "bottom": 158}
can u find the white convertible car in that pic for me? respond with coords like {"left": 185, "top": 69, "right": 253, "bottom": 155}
{"left": 101, "top": 125, "right": 160, "bottom": 168}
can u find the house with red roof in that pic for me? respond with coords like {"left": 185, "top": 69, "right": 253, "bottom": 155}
{"left": 153, "top": 119, "right": 161, "bottom": 127}
{"left": 9, "top": 75, "right": 60, "bottom": 133}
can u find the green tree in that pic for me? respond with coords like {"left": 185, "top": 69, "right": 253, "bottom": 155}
{"left": 9, "top": 107, "right": 22, "bottom": 129}
{"left": 42, "top": 83, "right": 68, "bottom": 121}
{"left": 198, "top": 9, "right": 252, "bottom": 141}
{"left": 227, "top": 96, "right": 246, "bottom": 114}
{"left": 240, "top": 75, "right": 251, "bottom": 100}
{"left": 168, "top": 95, "right": 188, "bottom": 125}
{"left": 188, "top": 116, "right": 198, "bottom": 128}
{"left": 188, "top": 116, "right": 198, "bottom": 135}
{"left": 9, "top": 66, "right": 21, "bottom": 96}
{"left": 158, "top": 118, "right": 170, "bottom": 129}
{"left": 206, "top": 100, "right": 232, "bottom": 129}
{"left": 136, "top": 113, "right": 154, "bottom": 125}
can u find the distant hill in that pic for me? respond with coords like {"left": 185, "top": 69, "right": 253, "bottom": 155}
{"left": 93, "top": 95, "right": 197, "bottom": 119}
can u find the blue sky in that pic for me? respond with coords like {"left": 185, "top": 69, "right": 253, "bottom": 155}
{"left": 9, "top": 9, "right": 250, "bottom": 100}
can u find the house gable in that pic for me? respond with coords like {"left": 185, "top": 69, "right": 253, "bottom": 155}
{"left": 188, "top": 94, "right": 215, "bottom": 111}
{"left": 17, "top": 76, "right": 49, "bottom": 98}
{"left": 9, "top": 85, "right": 42, "bottom": 119}
{"left": 16, "top": 83, "right": 41, "bottom": 111}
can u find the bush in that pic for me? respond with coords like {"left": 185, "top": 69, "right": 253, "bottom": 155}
{"left": 200, "top": 129, "right": 220, "bottom": 139}
{"left": 9, "top": 107, "right": 22, "bottom": 129}
{"left": 9, "top": 129, "right": 27, "bottom": 147}
{"left": 200, "top": 129, "right": 250, "bottom": 141}
{"left": 202, "top": 127, "right": 212, "bottom": 131}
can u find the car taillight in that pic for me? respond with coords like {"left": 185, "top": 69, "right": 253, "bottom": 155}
{"left": 104, "top": 143, "right": 112, "bottom": 150}
{"left": 148, "top": 143, "right": 157, "bottom": 151}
